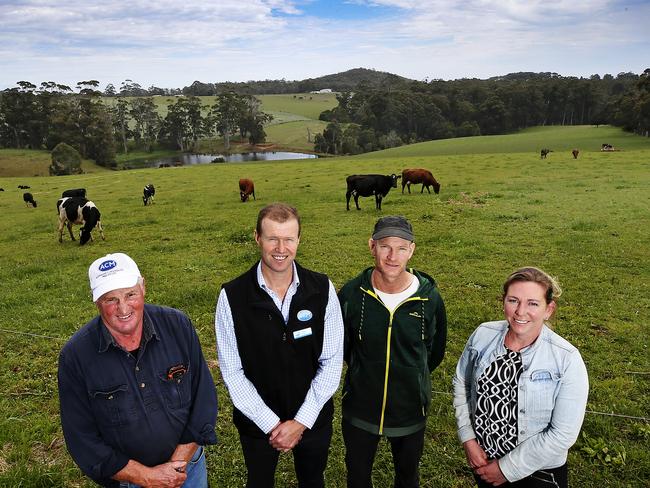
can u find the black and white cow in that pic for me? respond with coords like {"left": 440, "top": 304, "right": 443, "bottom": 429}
{"left": 346, "top": 174, "right": 401, "bottom": 211}
{"left": 57, "top": 197, "right": 105, "bottom": 245}
{"left": 62, "top": 188, "right": 87, "bottom": 198}
{"left": 143, "top": 184, "right": 155, "bottom": 206}
{"left": 23, "top": 192, "right": 37, "bottom": 207}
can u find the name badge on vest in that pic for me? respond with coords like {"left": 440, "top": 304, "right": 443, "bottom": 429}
{"left": 293, "top": 327, "right": 313, "bottom": 340}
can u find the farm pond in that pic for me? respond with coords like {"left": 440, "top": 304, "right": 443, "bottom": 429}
{"left": 143, "top": 151, "right": 318, "bottom": 168}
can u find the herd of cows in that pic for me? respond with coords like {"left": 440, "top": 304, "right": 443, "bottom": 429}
{"left": 8, "top": 167, "right": 442, "bottom": 246}
{"left": 3, "top": 142, "right": 622, "bottom": 245}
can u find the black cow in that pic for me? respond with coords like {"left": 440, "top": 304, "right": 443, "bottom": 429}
{"left": 0, "top": 188, "right": 5, "bottom": 191}
{"left": 62, "top": 188, "right": 87, "bottom": 198}
{"left": 18, "top": 184, "right": 30, "bottom": 189}
{"left": 346, "top": 174, "right": 401, "bottom": 211}
{"left": 57, "top": 197, "right": 105, "bottom": 245}
{"left": 143, "top": 184, "right": 155, "bottom": 206}
{"left": 23, "top": 192, "right": 37, "bottom": 207}
{"left": 540, "top": 148, "right": 552, "bottom": 159}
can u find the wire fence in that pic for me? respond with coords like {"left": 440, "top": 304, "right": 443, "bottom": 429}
{"left": 2, "top": 327, "right": 648, "bottom": 422}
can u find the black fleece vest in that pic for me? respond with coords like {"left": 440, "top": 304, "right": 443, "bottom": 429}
{"left": 223, "top": 262, "right": 333, "bottom": 437}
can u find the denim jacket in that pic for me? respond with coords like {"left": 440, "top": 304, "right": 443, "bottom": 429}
{"left": 453, "top": 320, "right": 589, "bottom": 482}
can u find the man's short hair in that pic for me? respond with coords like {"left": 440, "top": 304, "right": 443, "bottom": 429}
{"left": 256, "top": 203, "right": 301, "bottom": 236}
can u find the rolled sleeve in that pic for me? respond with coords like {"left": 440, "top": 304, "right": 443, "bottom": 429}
{"left": 294, "top": 281, "right": 344, "bottom": 428}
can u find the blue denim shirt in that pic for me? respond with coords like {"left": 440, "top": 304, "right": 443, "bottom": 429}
{"left": 58, "top": 304, "right": 218, "bottom": 487}
{"left": 453, "top": 320, "right": 588, "bottom": 482}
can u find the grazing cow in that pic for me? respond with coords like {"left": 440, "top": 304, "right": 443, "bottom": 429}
{"left": 401, "top": 168, "right": 441, "bottom": 194}
{"left": 143, "top": 184, "right": 155, "bottom": 206}
{"left": 572, "top": 149, "right": 580, "bottom": 159}
{"left": 346, "top": 174, "right": 401, "bottom": 211}
{"left": 23, "top": 192, "right": 37, "bottom": 207}
{"left": 18, "top": 184, "right": 30, "bottom": 189}
{"left": 601, "top": 143, "right": 614, "bottom": 151}
{"left": 57, "top": 197, "right": 105, "bottom": 245}
{"left": 0, "top": 188, "right": 4, "bottom": 191}
{"left": 239, "top": 178, "right": 256, "bottom": 202}
{"left": 540, "top": 148, "right": 552, "bottom": 159}
{"left": 62, "top": 188, "right": 87, "bottom": 198}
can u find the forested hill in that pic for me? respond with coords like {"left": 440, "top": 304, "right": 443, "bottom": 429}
{"left": 181, "top": 68, "right": 411, "bottom": 96}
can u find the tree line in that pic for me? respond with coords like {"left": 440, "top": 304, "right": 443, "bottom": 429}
{"left": 0, "top": 81, "right": 272, "bottom": 169}
{"left": 314, "top": 70, "right": 650, "bottom": 155}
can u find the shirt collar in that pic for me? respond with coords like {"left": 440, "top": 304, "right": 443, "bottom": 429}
{"left": 256, "top": 261, "right": 300, "bottom": 291}
{"left": 499, "top": 321, "right": 548, "bottom": 356}
{"left": 97, "top": 309, "right": 158, "bottom": 353}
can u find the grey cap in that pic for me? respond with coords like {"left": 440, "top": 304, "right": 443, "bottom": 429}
{"left": 371, "top": 216, "right": 414, "bottom": 242}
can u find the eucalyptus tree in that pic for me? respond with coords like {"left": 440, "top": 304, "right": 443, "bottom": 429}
{"left": 129, "top": 97, "right": 160, "bottom": 152}
{"left": 111, "top": 98, "right": 130, "bottom": 153}
{"left": 160, "top": 96, "right": 206, "bottom": 151}
{"left": 209, "top": 91, "right": 244, "bottom": 150}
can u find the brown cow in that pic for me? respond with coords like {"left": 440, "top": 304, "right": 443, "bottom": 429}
{"left": 572, "top": 149, "right": 579, "bottom": 159}
{"left": 239, "top": 178, "right": 256, "bottom": 202}
{"left": 401, "top": 168, "right": 440, "bottom": 194}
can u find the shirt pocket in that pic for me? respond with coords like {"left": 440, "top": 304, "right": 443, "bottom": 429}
{"left": 527, "top": 369, "right": 561, "bottom": 422}
{"left": 158, "top": 365, "right": 192, "bottom": 410}
{"left": 89, "top": 384, "right": 136, "bottom": 427}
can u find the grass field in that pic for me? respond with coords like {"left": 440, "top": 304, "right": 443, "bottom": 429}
{"left": 359, "top": 125, "right": 650, "bottom": 158}
{"left": 0, "top": 127, "right": 649, "bottom": 487}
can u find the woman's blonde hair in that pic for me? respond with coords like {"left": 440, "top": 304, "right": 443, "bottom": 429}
{"left": 502, "top": 267, "right": 562, "bottom": 304}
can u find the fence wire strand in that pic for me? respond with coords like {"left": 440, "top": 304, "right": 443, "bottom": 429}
{"left": 1, "top": 328, "right": 648, "bottom": 421}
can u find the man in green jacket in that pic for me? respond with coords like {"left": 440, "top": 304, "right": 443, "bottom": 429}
{"left": 338, "top": 215, "right": 447, "bottom": 488}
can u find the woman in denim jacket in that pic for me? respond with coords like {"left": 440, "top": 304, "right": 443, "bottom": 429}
{"left": 453, "top": 267, "right": 588, "bottom": 487}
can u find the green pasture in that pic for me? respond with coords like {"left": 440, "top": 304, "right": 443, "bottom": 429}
{"left": 360, "top": 125, "right": 650, "bottom": 158}
{"left": 1, "top": 129, "right": 649, "bottom": 486}
{"left": 258, "top": 93, "right": 338, "bottom": 121}
{"left": 264, "top": 120, "right": 329, "bottom": 152}
{"left": 0, "top": 149, "right": 112, "bottom": 178}
{"left": 101, "top": 93, "right": 335, "bottom": 123}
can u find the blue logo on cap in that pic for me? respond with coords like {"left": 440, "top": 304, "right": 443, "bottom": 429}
{"left": 297, "top": 310, "right": 313, "bottom": 322}
{"left": 98, "top": 260, "right": 117, "bottom": 271}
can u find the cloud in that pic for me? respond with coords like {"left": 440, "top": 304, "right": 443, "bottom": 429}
{"left": 0, "top": 0, "right": 648, "bottom": 88}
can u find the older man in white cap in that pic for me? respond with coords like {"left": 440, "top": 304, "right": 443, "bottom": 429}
{"left": 58, "top": 252, "right": 217, "bottom": 488}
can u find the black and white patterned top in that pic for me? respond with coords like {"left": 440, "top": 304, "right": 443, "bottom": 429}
{"left": 474, "top": 348, "right": 523, "bottom": 459}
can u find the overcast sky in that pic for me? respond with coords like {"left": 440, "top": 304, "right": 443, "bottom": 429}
{"left": 1, "top": 0, "right": 648, "bottom": 90}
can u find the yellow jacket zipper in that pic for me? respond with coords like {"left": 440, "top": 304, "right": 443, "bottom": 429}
{"left": 360, "top": 286, "right": 427, "bottom": 434}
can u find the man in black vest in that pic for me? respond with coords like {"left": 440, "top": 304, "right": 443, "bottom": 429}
{"left": 215, "top": 203, "right": 344, "bottom": 488}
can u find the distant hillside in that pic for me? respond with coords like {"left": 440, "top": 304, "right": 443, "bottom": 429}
{"left": 353, "top": 125, "right": 650, "bottom": 159}
{"left": 303, "top": 68, "right": 411, "bottom": 91}
{"left": 182, "top": 68, "right": 412, "bottom": 96}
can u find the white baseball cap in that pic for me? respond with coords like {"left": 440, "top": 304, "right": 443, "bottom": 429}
{"left": 89, "top": 252, "right": 142, "bottom": 302}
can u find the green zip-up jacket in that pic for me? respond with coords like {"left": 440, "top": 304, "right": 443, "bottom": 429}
{"left": 338, "top": 267, "right": 447, "bottom": 436}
